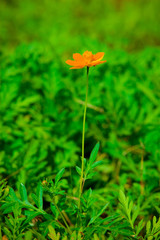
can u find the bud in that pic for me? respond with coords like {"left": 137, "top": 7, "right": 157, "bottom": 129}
{"left": 42, "top": 180, "right": 48, "bottom": 186}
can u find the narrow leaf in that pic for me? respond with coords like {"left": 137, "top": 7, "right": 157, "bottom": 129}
{"left": 55, "top": 168, "right": 65, "bottom": 186}
{"left": 37, "top": 183, "right": 43, "bottom": 210}
{"left": 89, "top": 142, "right": 100, "bottom": 165}
{"left": 76, "top": 166, "right": 81, "bottom": 175}
{"left": 19, "top": 183, "right": 29, "bottom": 203}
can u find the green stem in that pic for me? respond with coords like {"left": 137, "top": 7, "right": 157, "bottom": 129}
{"left": 78, "top": 66, "right": 89, "bottom": 210}
{"left": 54, "top": 201, "right": 72, "bottom": 235}
{"left": 140, "top": 153, "right": 144, "bottom": 195}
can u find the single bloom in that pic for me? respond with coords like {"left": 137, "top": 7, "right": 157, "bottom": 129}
{"left": 66, "top": 51, "right": 106, "bottom": 69}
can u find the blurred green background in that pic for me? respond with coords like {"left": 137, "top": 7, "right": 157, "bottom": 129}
{"left": 0, "top": 0, "right": 160, "bottom": 202}
{"left": 1, "top": 0, "right": 160, "bottom": 52}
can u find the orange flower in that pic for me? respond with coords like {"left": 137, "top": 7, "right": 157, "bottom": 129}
{"left": 66, "top": 51, "right": 106, "bottom": 69}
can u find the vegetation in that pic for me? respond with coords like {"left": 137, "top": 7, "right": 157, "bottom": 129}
{"left": 0, "top": 0, "right": 160, "bottom": 239}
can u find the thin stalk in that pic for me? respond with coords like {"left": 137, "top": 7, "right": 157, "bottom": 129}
{"left": 140, "top": 153, "right": 144, "bottom": 195}
{"left": 54, "top": 201, "right": 72, "bottom": 235}
{"left": 78, "top": 66, "right": 89, "bottom": 210}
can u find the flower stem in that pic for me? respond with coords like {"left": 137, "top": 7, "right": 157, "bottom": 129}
{"left": 78, "top": 66, "right": 89, "bottom": 210}
{"left": 140, "top": 153, "right": 144, "bottom": 195}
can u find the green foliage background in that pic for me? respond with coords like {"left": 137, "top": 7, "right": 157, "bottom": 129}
{"left": 0, "top": 0, "right": 160, "bottom": 239}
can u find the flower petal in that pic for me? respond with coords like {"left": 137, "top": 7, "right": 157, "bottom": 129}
{"left": 70, "top": 65, "right": 85, "bottom": 69}
{"left": 93, "top": 52, "right": 104, "bottom": 61}
{"left": 73, "top": 53, "right": 84, "bottom": 62}
{"left": 66, "top": 60, "right": 81, "bottom": 66}
{"left": 66, "top": 51, "right": 106, "bottom": 69}
{"left": 89, "top": 60, "right": 106, "bottom": 67}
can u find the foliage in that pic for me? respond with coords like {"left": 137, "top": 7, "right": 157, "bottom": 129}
{"left": 0, "top": 0, "right": 160, "bottom": 239}
{"left": 0, "top": 0, "right": 160, "bottom": 52}
{"left": 0, "top": 41, "right": 160, "bottom": 239}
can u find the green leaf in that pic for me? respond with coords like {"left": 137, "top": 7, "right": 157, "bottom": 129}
{"left": 50, "top": 204, "right": 60, "bottom": 219}
{"left": 153, "top": 216, "right": 156, "bottom": 227}
{"left": 19, "top": 183, "right": 29, "bottom": 203}
{"left": 23, "top": 211, "right": 40, "bottom": 226}
{"left": 31, "top": 193, "right": 38, "bottom": 207}
{"left": 89, "top": 142, "right": 100, "bottom": 166}
{"left": 71, "top": 231, "right": 76, "bottom": 239}
{"left": 86, "top": 172, "right": 97, "bottom": 180}
{"left": 30, "top": 229, "right": 46, "bottom": 240}
{"left": 3, "top": 227, "right": 12, "bottom": 239}
{"left": 146, "top": 220, "right": 151, "bottom": 235}
{"left": 2, "top": 202, "right": 16, "bottom": 214}
{"left": 48, "top": 225, "right": 56, "bottom": 239}
{"left": 37, "top": 183, "right": 43, "bottom": 210}
{"left": 135, "top": 219, "right": 144, "bottom": 236}
{"left": 24, "top": 231, "right": 33, "bottom": 240}
{"left": 9, "top": 188, "right": 19, "bottom": 201}
{"left": 62, "top": 236, "right": 68, "bottom": 240}
{"left": 5, "top": 216, "right": 14, "bottom": 231}
{"left": 55, "top": 168, "right": 65, "bottom": 186}
{"left": 76, "top": 166, "right": 81, "bottom": 175}
{"left": 91, "top": 160, "right": 103, "bottom": 169}
{"left": 88, "top": 203, "right": 109, "bottom": 225}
